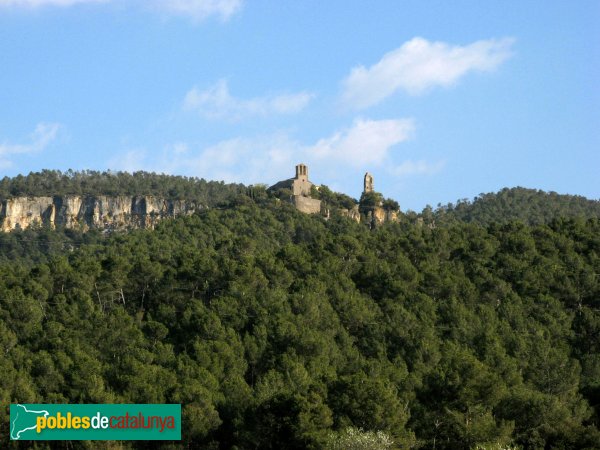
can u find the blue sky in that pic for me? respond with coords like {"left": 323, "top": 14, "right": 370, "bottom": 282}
{"left": 0, "top": 0, "right": 598, "bottom": 211}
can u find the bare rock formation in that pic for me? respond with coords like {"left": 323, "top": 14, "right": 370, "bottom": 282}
{"left": 340, "top": 205, "right": 361, "bottom": 223}
{"left": 0, "top": 195, "right": 200, "bottom": 232}
{"left": 0, "top": 197, "right": 55, "bottom": 231}
{"left": 365, "top": 207, "right": 399, "bottom": 227}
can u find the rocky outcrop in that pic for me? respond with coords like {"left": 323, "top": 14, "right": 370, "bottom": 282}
{"left": 347, "top": 206, "right": 399, "bottom": 228}
{"left": 366, "top": 207, "right": 399, "bottom": 227}
{"left": 339, "top": 205, "right": 361, "bottom": 223}
{"left": 0, "top": 196, "right": 201, "bottom": 232}
{"left": 0, "top": 193, "right": 398, "bottom": 232}
{"left": 338, "top": 205, "right": 399, "bottom": 226}
{"left": 0, "top": 197, "right": 55, "bottom": 231}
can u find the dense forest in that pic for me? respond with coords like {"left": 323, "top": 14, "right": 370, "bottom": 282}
{"left": 1, "top": 173, "right": 600, "bottom": 449}
{"left": 432, "top": 187, "right": 600, "bottom": 226}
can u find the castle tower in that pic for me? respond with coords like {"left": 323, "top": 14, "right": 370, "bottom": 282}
{"left": 295, "top": 163, "right": 308, "bottom": 182}
{"left": 364, "top": 172, "right": 374, "bottom": 194}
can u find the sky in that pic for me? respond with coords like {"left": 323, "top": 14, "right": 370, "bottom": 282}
{"left": 0, "top": 0, "right": 598, "bottom": 211}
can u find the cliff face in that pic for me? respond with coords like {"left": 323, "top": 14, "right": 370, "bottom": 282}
{"left": 0, "top": 196, "right": 200, "bottom": 232}
{"left": 339, "top": 205, "right": 399, "bottom": 226}
{"left": 340, "top": 205, "right": 361, "bottom": 223}
{"left": 0, "top": 195, "right": 398, "bottom": 232}
{"left": 367, "top": 206, "right": 399, "bottom": 227}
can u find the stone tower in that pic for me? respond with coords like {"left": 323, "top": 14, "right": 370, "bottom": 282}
{"left": 268, "top": 163, "right": 321, "bottom": 214}
{"left": 364, "top": 172, "right": 374, "bottom": 194}
{"left": 295, "top": 163, "right": 308, "bottom": 182}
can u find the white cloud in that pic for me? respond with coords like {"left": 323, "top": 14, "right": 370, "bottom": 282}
{"left": 170, "top": 141, "right": 189, "bottom": 155}
{"left": 341, "top": 37, "right": 515, "bottom": 109}
{"left": 184, "top": 134, "right": 299, "bottom": 183}
{"left": 107, "top": 148, "right": 148, "bottom": 173}
{"left": 0, "top": 122, "right": 61, "bottom": 167}
{"left": 308, "top": 118, "right": 415, "bottom": 167}
{"left": 0, "top": 0, "right": 243, "bottom": 21}
{"left": 391, "top": 159, "right": 445, "bottom": 177}
{"left": 154, "top": 0, "right": 242, "bottom": 22}
{"left": 183, "top": 79, "right": 314, "bottom": 120}
{"left": 107, "top": 134, "right": 298, "bottom": 185}
{"left": 0, "top": 0, "right": 107, "bottom": 7}
{"left": 107, "top": 117, "right": 440, "bottom": 192}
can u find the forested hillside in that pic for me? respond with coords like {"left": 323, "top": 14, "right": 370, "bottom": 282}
{"left": 0, "top": 170, "right": 245, "bottom": 206}
{"left": 433, "top": 187, "right": 600, "bottom": 226}
{"left": 4, "top": 172, "right": 599, "bottom": 228}
{"left": 1, "top": 192, "right": 599, "bottom": 449}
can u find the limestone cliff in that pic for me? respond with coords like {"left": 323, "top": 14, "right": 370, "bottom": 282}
{"left": 339, "top": 205, "right": 361, "bottom": 223}
{"left": 366, "top": 206, "right": 399, "bottom": 227}
{"left": 0, "top": 196, "right": 201, "bottom": 232}
{"left": 338, "top": 205, "right": 399, "bottom": 226}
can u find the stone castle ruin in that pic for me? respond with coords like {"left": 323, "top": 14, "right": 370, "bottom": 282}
{"left": 269, "top": 164, "right": 399, "bottom": 226}
{"left": 364, "top": 172, "right": 374, "bottom": 194}
{"left": 268, "top": 163, "right": 322, "bottom": 214}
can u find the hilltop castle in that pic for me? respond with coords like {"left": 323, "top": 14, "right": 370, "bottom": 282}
{"left": 268, "top": 164, "right": 322, "bottom": 214}
{"left": 268, "top": 163, "right": 393, "bottom": 219}
{"left": 268, "top": 163, "right": 400, "bottom": 227}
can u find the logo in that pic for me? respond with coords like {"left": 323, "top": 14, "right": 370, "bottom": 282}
{"left": 10, "top": 404, "right": 181, "bottom": 440}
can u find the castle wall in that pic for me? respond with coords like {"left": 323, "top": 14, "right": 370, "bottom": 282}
{"left": 292, "top": 196, "right": 321, "bottom": 214}
{"left": 291, "top": 179, "right": 313, "bottom": 197}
